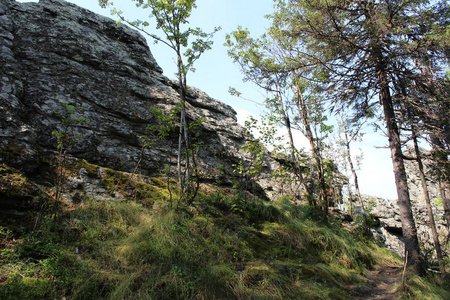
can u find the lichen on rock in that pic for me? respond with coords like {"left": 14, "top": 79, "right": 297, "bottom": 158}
{"left": 0, "top": 0, "right": 247, "bottom": 185}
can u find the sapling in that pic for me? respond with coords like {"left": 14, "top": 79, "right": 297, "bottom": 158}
{"left": 99, "top": 0, "right": 220, "bottom": 203}
{"left": 51, "top": 102, "right": 88, "bottom": 216}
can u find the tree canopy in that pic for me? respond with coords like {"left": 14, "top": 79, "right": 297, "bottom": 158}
{"left": 227, "top": 0, "right": 449, "bottom": 274}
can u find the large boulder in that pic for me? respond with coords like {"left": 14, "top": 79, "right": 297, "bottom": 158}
{"left": 0, "top": 0, "right": 301, "bottom": 202}
{"left": 0, "top": 0, "right": 244, "bottom": 181}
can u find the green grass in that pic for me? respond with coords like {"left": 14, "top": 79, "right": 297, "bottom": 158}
{"left": 398, "top": 273, "right": 450, "bottom": 299}
{"left": 0, "top": 195, "right": 365, "bottom": 299}
{"left": 1, "top": 162, "right": 449, "bottom": 299}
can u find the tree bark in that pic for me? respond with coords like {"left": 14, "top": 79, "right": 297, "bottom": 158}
{"left": 377, "top": 67, "right": 422, "bottom": 274}
{"left": 412, "top": 127, "right": 445, "bottom": 276}
{"left": 343, "top": 126, "right": 369, "bottom": 235}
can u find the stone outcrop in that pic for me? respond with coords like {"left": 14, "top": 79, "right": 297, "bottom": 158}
{"left": 0, "top": 0, "right": 245, "bottom": 181}
{"left": 0, "top": 0, "right": 300, "bottom": 208}
{"left": 360, "top": 180, "right": 447, "bottom": 261}
{"left": 344, "top": 146, "right": 448, "bottom": 262}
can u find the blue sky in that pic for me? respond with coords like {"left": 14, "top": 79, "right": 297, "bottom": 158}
{"left": 17, "top": 0, "right": 398, "bottom": 200}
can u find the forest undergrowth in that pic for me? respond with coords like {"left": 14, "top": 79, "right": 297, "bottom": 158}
{"left": 0, "top": 164, "right": 449, "bottom": 299}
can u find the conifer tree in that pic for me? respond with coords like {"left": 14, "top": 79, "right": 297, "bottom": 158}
{"left": 267, "top": 0, "right": 449, "bottom": 273}
{"left": 228, "top": 0, "right": 448, "bottom": 273}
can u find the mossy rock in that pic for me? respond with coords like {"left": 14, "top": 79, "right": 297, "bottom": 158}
{"left": 0, "top": 164, "right": 52, "bottom": 231}
{"left": 0, "top": 146, "right": 54, "bottom": 185}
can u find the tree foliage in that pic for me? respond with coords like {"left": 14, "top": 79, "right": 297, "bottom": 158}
{"left": 228, "top": 0, "right": 449, "bottom": 273}
{"left": 226, "top": 25, "right": 336, "bottom": 213}
{"left": 99, "top": 0, "right": 220, "bottom": 201}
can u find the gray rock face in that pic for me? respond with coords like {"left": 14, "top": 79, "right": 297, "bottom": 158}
{"left": 361, "top": 190, "right": 447, "bottom": 261}
{"left": 347, "top": 148, "right": 448, "bottom": 261}
{"left": 0, "top": 0, "right": 247, "bottom": 185}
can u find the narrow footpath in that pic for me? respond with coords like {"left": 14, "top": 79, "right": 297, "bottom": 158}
{"left": 352, "top": 265, "right": 403, "bottom": 300}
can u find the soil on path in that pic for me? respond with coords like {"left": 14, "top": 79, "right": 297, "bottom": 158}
{"left": 352, "top": 265, "right": 404, "bottom": 300}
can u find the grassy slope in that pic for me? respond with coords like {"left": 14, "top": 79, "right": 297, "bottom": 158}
{"left": 0, "top": 161, "right": 449, "bottom": 299}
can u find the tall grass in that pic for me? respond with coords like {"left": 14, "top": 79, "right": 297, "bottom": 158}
{"left": 1, "top": 186, "right": 448, "bottom": 299}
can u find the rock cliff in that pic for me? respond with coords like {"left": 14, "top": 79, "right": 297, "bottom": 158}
{"left": 358, "top": 154, "right": 448, "bottom": 262}
{"left": 1, "top": 0, "right": 304, "bottom": 215}
{"left": 0, "top": 0, "right": 247, "bottom": 183}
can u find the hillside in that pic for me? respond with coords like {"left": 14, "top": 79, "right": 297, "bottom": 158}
{"left": 0, "top": 157, "right": 448, "bottom": 299}
{"left": 1, "top": 0, "right": 449, "bottom": 299}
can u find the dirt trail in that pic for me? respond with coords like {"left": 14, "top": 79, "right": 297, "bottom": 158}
{"left": 352, "top": 265, "right": 404, "bottom": 300}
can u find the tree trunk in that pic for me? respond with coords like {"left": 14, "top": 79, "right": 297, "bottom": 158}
{"left": 294, "top": 88, "right": 327, "bottom": 213}
{"left": 176, "top": 49, "right": 183, "bottom": 192}
{"left": 280, "top": 98, "right": 313, "bottom": 205}
{"left": 176, "top": 49, "right": 191, "bottom": 196}
{"left": 343, "top": 127, "right": 369, "bottom": 235}
{"left": 430, "top": 136, "right": 450, "bottom": 230}
{"left": 364, "top": 0, "right": 422, "bottom": 265}
{"left": 377, "top": 68, "right": 422, "bottom": 274}
{"left": 441, "top": 180, "right": 450, "bottom": 230}
{"left": 412, "top": 127, "right": 445, "bottom": 277}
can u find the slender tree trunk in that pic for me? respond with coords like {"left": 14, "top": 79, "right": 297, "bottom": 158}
{"left": 417, "top": 57, "right": 450, "bottom": 232}
{"left": 181, "top": 101, "right": 190, "bottom": 187}
{"left": 176, "top": 47, "right": 183, "bottom": 191}
{"left": 177, "top": 75, "right": 184, "bottom": 192}
{"left": 279, "top": 97, "right": 313, "bottom": 205}
{"left": 441, "top": 181, "right": 450, "bottom": 229}
{"left": 412, "top": 126, "right": 446, "bottom": 276}
{"left": 377, "top": 67, "right": 422, "bottom": 274}
{"left": 181, "top": 69, "right": 191, "bottom": 191}
{"left": 294, "top": 88, "right": 327, "bottom": 213}
{"left": 430, "top": 136, "right": 450, "bottom": 230}
{"left": 176, "top": 49, "right": 191, "bottom": 196}
{"left": 343, "top": 128, "right": 369, "bottom": 235}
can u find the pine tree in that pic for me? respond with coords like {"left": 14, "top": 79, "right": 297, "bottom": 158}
{"left": 264, "top": 0, "right": 449, "bottom": 273}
